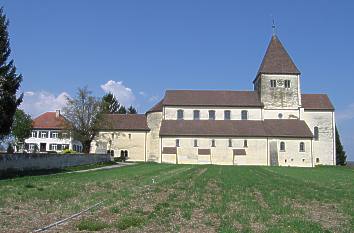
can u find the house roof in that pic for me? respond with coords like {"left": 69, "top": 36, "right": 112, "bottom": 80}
{"left": 257, "top": 35, "right": 300, "bottom": 76}
{"left": 301, "top": 94, "right": 335, "bottom": 111}
{"left": 163, "top": 90, "right": 262, "bottom": 107}
{"left": 146, "top": 99, "right": 164, "bottom": 114}
{"left": 160, "top": 119, "right": 313, "bottom": 138}
{"left": 100, "top": 114, "right": 150, "bottom": 131}
{"left": 32, "top": 112, "right": 66, "bottom": 129}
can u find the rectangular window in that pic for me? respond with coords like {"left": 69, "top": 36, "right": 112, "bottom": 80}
{"left": 314, "top": 127, "right": 319, "bottom": 141}
{"left": 316, "top": 158, "right": 320, "bottom": 163}
{"left": 177, "top": 110, "right": 184, "bottom": 120}
{"left": 29, "top": 144, "right": 35, "bottom": 151}
{"left": 244, "top": 140, "right": 248, "bottom": 148}
{"left": 270, "top": 80, "right": 277, "bottom": 88}
{"left": 41, "top": 132, "right": 47, "bottom": 138}
{"left": 284, "top": 80, "right": 291, "bottom": 88}
{"left": 209, "top": 110, "right": 216, "bottom": 120}
{"left": 49, "top": 144, "right": 57, "bottom": 151}
{"left": 241, "top": 110, "right": 248, "bottom": 120}
{"left": 176, "top": 139, "right": 180, "bottom": 147}
{"left": 211, "top": 139, "right": 215, "bottom": 147}
{"left": 31, "top": 131, "right": 37, "bottom": 138}
{"left": 193, "top": 110, "right": 200, "bottom": 120}
{"left": 52, "top": 132, "right": 59, "bottom": 138}
{"left": 63, "top": 144, "right": 69, "bottom": 150}
{"left": 194, "top": 139, "right": 198, "bottom": 147}
{"left": 299, "top": 142, "right": 305, "bottom": 152}
{"left": 228, "top": 139, "right": 232, "bottom": 147}
{"left": 224, "top": 110, "right": 231, "bottom": 120}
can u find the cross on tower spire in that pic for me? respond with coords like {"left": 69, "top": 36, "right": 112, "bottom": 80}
{"left": 272, "top": 17, "right": 276, "bottom": 35}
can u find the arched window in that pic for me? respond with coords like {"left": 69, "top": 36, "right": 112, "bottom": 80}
{"left": 176, "top": 139, "right": 180, "bottom": 147}
{"left": 243, "top": 140, "right": 248, "bottom": 148}
{"left": 224, "top": 110, "right": 231, "bottom": 120}
{"left": 314, "top": 127, "right": 319, "bottom": 141}
{"left": 194, "top": 139, "right": 198, "bottom": 147}
{"left": 299, "top": 142, "right": 305, "bottom": 152}
{"left": 193, "top": 110, "right": 200, "bottom": 120}
{"left": 209, "top": 110, "right": 216, "bottom": 120}
{"left": 177, "top": 109, "right": 184, "bottom": 120}
{"left": 211, "top": 139, "right": 216, "bottom": 147}
{"left": 280, "top": 142, "right": 285, "bottom": 151}
{"left": 241, "top": 110, "right": 248, "bottom": 120}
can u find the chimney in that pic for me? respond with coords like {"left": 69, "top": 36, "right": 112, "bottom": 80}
{"left": 56, "top": 110, "right": 60, "bottom": 118}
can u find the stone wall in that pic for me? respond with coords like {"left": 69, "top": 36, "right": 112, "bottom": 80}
{"left": 0, "top": 153, "right": 111, "bottom": 172}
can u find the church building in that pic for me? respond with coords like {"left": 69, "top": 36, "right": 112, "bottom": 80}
{"left": 91, "top": 35, "right": 336, "bottom": 167}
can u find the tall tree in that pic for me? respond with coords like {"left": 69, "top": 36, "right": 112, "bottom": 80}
{"left": 0, "top": 7, "right": 23, "bottom": 139}
{"left": 11, "top": 109, "right": 32, "bottom": 151}
{"left": 62, "top": 87, "right": 103, "bottom": 153}
{"left": 102, "top": 93, "right": 120, "bottom": 113}
{"left": 335, "top": 127, "right": 347, "bottom": 166}
{"left": 118, "top": 105, "right": 127, "bottom": 114}
{"left": 127, "top": 105, "right": 137, "bottom": 114}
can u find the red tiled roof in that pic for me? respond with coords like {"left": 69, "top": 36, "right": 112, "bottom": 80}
{"left": 160, "top": 119, "right": 313, "bottom": 138}
{"left": 146, "top": 99, "right": 164, "bottom": 114}
{"left": 163, "top": 90, "right": 262, "bottom": 107}
{"left": 100, "top": 114, "right": 150, "bottom": 131}
{"left": 32, "top": 112, "right": 66, "bottom": 129}
{"left": 301, "top": 94, "right": 334, "bottom": 111}
{"left": 257, "top": 35, "right": 300, "bottom": 76}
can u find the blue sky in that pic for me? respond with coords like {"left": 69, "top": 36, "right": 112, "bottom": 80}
{"left": 2, "top": 0, "right": 354, "bottom": 160}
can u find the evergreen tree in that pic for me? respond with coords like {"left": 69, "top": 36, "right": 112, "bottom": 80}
{"left": 0, "top": 7, "right": 23, "bottom": 139}
{"left": 101, "top": 93, "right": 120, "bottom": 113}
{"left": 127, "top": 105, "right": 137, "bottom": 114}
{"left": 118, "top": 106, "right": 127, "bottom": 114}
{"left": 335, "top": 127, "right": 347, "bottom": 166}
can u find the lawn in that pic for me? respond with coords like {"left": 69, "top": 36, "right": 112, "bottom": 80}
{"left": 0, "top": 164, "right": 353, "bottom": 232}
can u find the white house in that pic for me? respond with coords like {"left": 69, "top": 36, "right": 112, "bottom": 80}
{"left": 91, "top": 35, "right": 336, "bottom": 167}
{"left": 24, "top": 110, "right": 82, "bottom": 153}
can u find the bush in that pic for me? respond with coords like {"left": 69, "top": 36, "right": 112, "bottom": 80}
{"left": 76, "top": 219, "right": 108, "bottom": 231}
{"left": 62, "top": 149, "right": 76, "bottom": 154}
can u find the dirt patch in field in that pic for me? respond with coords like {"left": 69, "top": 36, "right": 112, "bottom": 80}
{"left": 251, "top": 190, "right": 269, "bottom": 209}
{"left": 292, "top": 200, "right": 350, "bottom": 231}
{"left": 196, "top": 168, "right": 208, "bottom": 177}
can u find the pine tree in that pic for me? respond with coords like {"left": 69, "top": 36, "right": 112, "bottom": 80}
{"left": 101, "top": 93, "right": 120, "bottom": 113}
{"left": 127, "top": 105, "right": 137, "bottom": 114}
{"left": 335, "top": 127, "right": 347, "bottom": 166}
{"left": 118, "top": 106, "right": 127, "bottom": 114}
{"left": 0, "top": 7, "right": 23, "bottom": 139}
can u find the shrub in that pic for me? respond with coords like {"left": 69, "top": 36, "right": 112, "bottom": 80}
{"left": 115, "top": 215, "right": 145, "bottom": 230}
{"left": 62, "top": 149, "right": 76, "bottom": 154}
{"left": 76, "top": 219, "right": 108, "bottom": 231}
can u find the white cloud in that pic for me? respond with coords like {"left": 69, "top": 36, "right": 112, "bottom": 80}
{"left": 100, "top": 80, "right": 135, "bottom": 106}
{"left": 139, "top": 91, "right": 146, "bottom": 96}
{"left": 20, "top": 91, "right": 69, "bottom": 117}
{"left": 336, "top": 103, "right": 354, "bottom": 122}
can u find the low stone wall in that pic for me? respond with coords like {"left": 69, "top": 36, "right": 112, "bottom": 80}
{"left": 0, "top": 153, "right": 112, "bottom": 172}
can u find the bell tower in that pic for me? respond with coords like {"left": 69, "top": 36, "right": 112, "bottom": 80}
{"left": 254, "top": 35, "right": 302, "bottom": 109}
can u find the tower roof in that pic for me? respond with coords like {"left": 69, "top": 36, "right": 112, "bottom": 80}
{"left": 257, "top": 35, "right": 300, "bottom": 76}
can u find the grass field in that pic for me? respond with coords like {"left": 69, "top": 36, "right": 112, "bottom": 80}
{"left": 0, "top": 164, "right": 353, "bottom": 232}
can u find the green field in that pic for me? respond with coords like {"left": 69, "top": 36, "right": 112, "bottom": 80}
{"left": 0, "top": 164, "right": 353, "bottom": 232}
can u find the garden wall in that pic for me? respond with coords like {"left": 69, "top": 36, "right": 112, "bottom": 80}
{"left": 0, "top": 153, "right": 112, "bottom": 173}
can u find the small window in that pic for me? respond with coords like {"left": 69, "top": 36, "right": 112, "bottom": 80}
{"left": 177, "top": 109, "right": 184, "bottom": 120}
{"left": 193, "top": 110, "right": 200, "bottom": 120}
{"left": 224, "top": 110, "right": 231, "bottom": 120}
{"left": 299, "top": 142, "right": 305, "bottom": 152}
{"left": 314, "top": 127, "right": 319, "bottom": 141}
{"left": 194, "top": 139, "right": 198, "bottom": 147}
{"left": 209, "top": 110, "right": 216, "bottom": 120}
{"left": 52, "top": 132, "right": 59, "bottom": 138}
{"left": 211, "top": 139, "right": 215, "bottom": 147}
{"left": 128, "top": 134, "right": 132, "bottom": 139}
{"left": 270, "top": 80, "right": 277, "bottom": 88}
{"left": 41, "top": 132, "right": 47, "bottom": 138}
{"left": 278, "top": 113, "right": 283, "bottom": 119}
{"left": 316, "top": 158, "right": 320, "bottom": 163}
{"left": 284, "top": 80, "right": 291, "bottom": 88}
{"left": 243, "top": 140, "right": 248, "bottom": 148}
{"left": 280, "top": 142, "right": 286, "bottom": 151}
{"left": 285, "top": 159, "right": 287, "bottom": 163}
{"left": 241, "top": 110, "right": 248, "bottom": 120}
{"left": 228, "top": 139, "right": 232, "bottom": 147}
{"left": 50, "top": 144, "right": 57, "bottom": 151}
{"left": 31, "top": 131, "right": 37, "bottom": 138}
{"left": 176, "top": 139, "right": 180, "bottom": 147}
{"left": 302, "top": 159, "right": 305, "bottom": 162}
